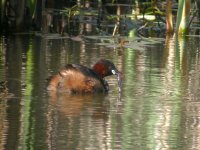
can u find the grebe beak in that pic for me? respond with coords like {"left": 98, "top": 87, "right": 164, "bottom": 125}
{"left": 112, "top": 70, "right": 122, "bottom": 93}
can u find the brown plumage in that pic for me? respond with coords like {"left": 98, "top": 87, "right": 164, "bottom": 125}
{"left": 47, "top": 59, "right": 122, "bottom": 94}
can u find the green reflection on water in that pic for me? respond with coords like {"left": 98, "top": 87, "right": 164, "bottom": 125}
{"left": 21, "top": 38, "right": 35, "bottom": 150}
{"left": 119, "top": 36, "right": 185, "bottom": 149}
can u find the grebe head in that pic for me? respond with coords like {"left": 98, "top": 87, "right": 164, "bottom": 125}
{"left": 93, "top": 59, "right": 122, "bottom": 92}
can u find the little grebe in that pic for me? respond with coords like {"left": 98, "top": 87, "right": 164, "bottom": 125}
{"left": 47, "top": 59, "right": 122, "bottom": 93}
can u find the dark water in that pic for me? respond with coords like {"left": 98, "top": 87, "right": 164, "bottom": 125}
{"left": 0, "top": 34, "right": 200, "bottom": 150}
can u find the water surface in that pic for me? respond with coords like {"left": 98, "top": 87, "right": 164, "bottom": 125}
{"left": 0, "top": 35, "right": 200, "bottom": 150}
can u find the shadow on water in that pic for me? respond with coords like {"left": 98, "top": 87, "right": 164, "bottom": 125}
{"left": 1, "top": 34, "right": 200, "bottom": 149}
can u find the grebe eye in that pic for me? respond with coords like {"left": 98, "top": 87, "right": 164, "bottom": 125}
{"left": 111, "top": 70, "right": 116, "bottom": 75}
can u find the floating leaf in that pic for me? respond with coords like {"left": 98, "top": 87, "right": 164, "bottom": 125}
{"left": 84, "top": 35, "right": 164, "bottom": 50}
